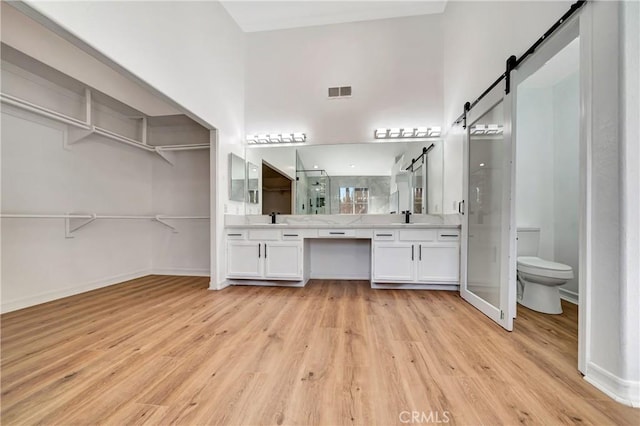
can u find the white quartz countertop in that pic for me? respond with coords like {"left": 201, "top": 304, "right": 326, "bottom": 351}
{"left": 225, "top": 223, "right": 460, "bottom": 229}
{"left": 225, "top": 214, "right": 461, "bottom": 230}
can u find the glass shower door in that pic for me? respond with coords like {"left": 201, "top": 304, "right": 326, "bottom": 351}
{"left": 460, "top": 85, "right": 516, "bottom": 331}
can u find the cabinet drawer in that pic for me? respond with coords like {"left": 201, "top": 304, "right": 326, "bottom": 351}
{"left": 248, "top": 229, "right": 280, "bottom": 241}
{"left": 226, "top": 230, "right": 246, "bottom": 240}
{"left": 318, "top": 229, "right": 356, "bottom": 238}
{"left": 438, "top": 230, "right": 460, "bottom": 241}
{"left": 399, "top": 229, "right": 436, "bottom": 242}
{"left": 282, "top": 230, "right": 302, "bottom": 240}
{"left": 374, "top": 231, "right": 396, "bottom": 241}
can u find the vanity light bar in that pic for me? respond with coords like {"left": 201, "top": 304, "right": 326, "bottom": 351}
{"left": 246, "top": 132, "right": 306, "bottom": 144}
{"left": 374, "top": 126, "right": 442, "bottom": 139}
{"left": 470, "top": 124, "right": 503, "bottom": 135}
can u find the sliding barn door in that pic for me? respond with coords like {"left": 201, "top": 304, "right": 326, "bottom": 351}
{"left": 460, "top": 84, "right": 516, "bottom": 331}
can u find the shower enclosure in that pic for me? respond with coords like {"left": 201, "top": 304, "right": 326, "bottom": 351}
{"left": 295, "top": 169, "right": 331, "bottom": 215}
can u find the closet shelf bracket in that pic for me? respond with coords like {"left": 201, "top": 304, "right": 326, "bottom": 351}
{"left": 154, "top": 216, "right": 178, "bottom": 233}
{"left": 64, "top": 127, "right": 94, "bottom": 149}
{"left": 65, "top": 213, "right": 97, "bottom": 238}
{"left": 154, "top": 147, "right": 176, "bottom": 166}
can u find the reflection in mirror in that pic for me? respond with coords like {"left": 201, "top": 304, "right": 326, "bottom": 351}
{"left": 245, "top": 140, "right": 444, "bottom": 215}
{"left": 229, "top": 153, "right": 246, "bottom": 202}
{"left": 247, "top": 161, "right": 259, "bottom": 204}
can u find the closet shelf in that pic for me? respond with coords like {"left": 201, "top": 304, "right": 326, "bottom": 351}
{"left": 0, "top": 93, "right": 90, "bottom": 130}
{"left": 0, "top": 213, "right": 210, "bottom": 238}
{"left": 1, "top": 92, "right": 209, "bottom": 163}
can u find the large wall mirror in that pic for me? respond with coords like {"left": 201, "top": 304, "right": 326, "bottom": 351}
{"left": 247, "top": 161, "right": 259, "bottom": 204}
{"left": 229, "top": 153, "right": 246, "bottom": 202}
{"left": 244, "top": 140, "right": 444, "bottom": 216}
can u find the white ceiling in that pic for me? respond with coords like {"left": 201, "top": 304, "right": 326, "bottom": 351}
{"left": 220, "top": 1, "right": 447, "bottom": 33}
{"left": 520, "top": 38, "right": 580, "bottom": 89}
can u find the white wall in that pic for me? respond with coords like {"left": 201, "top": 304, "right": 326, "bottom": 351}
{"left": 516, "top": 86, "right": 556, "bottom": 260}
{"left": 552, "top": 73, "right": 580, "bottom": 294}
{"left": 620, "top": 0, "right": 640, "bottom": 391}
{"left": 23, "top": 0, "right": 247, "bottom": 289}
{"left": 151, "top": 151, "right": 210, "bottom": 275}
{"left": 245, "top": 14, "right": 443, "bottom": 145}
{"left": 1, "top": 110, "right": 154, "bottom": 312}
{"left": 442, "top": 1, "right": 573, "bottom": 213}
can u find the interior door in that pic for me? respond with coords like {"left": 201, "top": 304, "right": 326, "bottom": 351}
{"left": 411, "top": 161, "right": 424, "bottom": 214}
{"left": 460, "top": 83, "right": 516, "bottom": 331}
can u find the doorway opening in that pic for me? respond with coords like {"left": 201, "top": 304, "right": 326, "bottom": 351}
{"left": 515, "top": 37, "right": 580, "bottom": 319}
{"left": 262, "top": 162, "right": 293, "bottom": 215}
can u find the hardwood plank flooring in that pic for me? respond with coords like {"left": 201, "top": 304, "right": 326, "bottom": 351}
{"left": 1, "top": 276, "right": 638, "bottom": 425}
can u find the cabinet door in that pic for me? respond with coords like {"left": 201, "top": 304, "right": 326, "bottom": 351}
{"left": 372, "top": 243, "right": 415, "bottom": 282}
{"left": 264, "top": 241, "right": 303, "bottom": 280}
{"left": 417, "top": 243, "right": 460, "bottom": 283}
{"left": 227, "top": 241, "right": 262, "bottom": 278}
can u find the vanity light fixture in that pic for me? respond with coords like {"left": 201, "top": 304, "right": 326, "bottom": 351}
{"left": 246, "top": 132, "right": 306, "bottom": 144}
{"left": 280, "top": 133, "right": 293, "bottom": 143}
{"left": 414, "top": 127, "right": 429, "bottom": 137}
{"left": 269, "top": 134, "right": 281, "bottom": 143}
{"left": 313, "top": 165, "right": 319, "bottom": 169}
{"left": 470, "top": 124, "right": 503, "bottom": 136}
{"left": 485, "top": 124, "right": 501, "bottom": 135}
{"left": 471, "top": 124, "right": 486, "bottom": 135}
{"left": 375, "top": 128, "right": 388, "bottom": 139}
{"left": 374, "top": 126, "right": 441, "bottom": 139}
{"left": 388, "top": 128, "right": 402, "bottom": 138}
{"left": 401, "top": 128, "right": 415, "bottom": 138}
{"left": 428, "top": 126, "right": 441, "bottom": 137}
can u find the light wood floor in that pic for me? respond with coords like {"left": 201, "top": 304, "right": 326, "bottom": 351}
{"left": 1, "top": 276, "right": 638, "bottom": 425}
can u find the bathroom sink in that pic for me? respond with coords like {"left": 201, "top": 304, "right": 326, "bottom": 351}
{"left": 390, "top": 222, "right": 423, "bottom": 226}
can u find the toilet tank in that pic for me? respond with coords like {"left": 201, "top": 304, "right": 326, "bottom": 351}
{"left": 517, "top": 228, "right": 540, "bottom": 256}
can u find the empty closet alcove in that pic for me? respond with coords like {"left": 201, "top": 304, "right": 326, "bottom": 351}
{"left": 0, "top": 41, "right": 214, "bottom": 313}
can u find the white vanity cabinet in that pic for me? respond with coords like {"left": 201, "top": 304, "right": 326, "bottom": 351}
{"left": 226, "top": 230, "right": 303, "bottom": 281}
{"left": 225, "top": 223, "right": 460, "bottom": 290}
{"left": 372, "top": 243, "right": 416, "bottom": 281}
{"left": 372, "top": 229, "right": 460, "bottom": 287}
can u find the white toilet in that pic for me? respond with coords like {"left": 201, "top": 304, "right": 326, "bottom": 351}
{"left": 516, "top": 228, "right": 574, "bottom": 314}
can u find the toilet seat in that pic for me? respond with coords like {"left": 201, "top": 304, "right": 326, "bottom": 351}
{"left": 517, "top": 256, "right": 574, "bottom": 280}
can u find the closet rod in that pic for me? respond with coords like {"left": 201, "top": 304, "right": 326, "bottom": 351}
{"left": 452, "top": 0, "right": 586, "bottom": 127}
{"left": 0, "top": 214, "right": 209, "bottom": 219}
{"left": 0, "top": 93, "right": 90, "bottom": 129}
{"left": 156, "top": 144, "right": 210, "bottom": 151}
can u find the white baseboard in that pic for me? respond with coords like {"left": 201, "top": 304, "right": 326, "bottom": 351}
{"left": 585, "top": 362, "right": 640, "bottom": 407}
{"left": 226, "top": 279, "right": 306, "bottom": 288}
{"left": 559, "top": 288, "right": 579, "bottom": 305}
{"left": 1, "top": 269, "right": 149, "bottom": 314}
{"left": 372, "top": 283, "right": 459, "bottom": 291}
{"left": 309, "top": 273, "right": 370, "bottom": 280}
{"left": 151, "top": 268, "right": 210, "bottom": 277}
{"left": 214, "top": 280, "right": 232, "bottom": 290}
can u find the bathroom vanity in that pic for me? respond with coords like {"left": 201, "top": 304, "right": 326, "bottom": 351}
{"left": 224, "top": 215, "right": 461, "bottom": 290}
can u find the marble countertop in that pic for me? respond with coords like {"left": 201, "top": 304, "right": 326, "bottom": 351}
{"left": 225, "top": 223, "right": 460, "bottom": 229}
{"left": 225, "top": 214, "right": 461, "bottom": 230}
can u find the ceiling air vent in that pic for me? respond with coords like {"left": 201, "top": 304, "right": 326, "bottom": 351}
{"left": 328, "top": 86, "right": 352, "bottom": 99}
